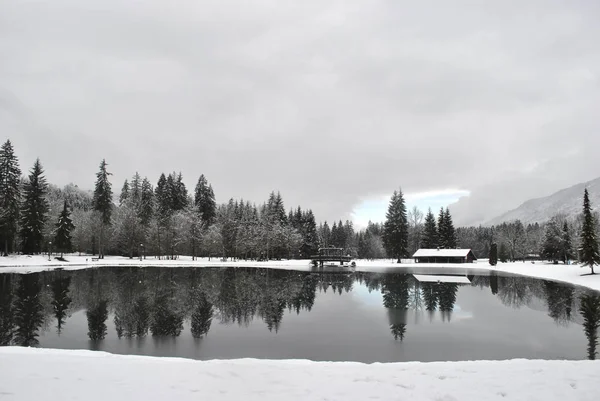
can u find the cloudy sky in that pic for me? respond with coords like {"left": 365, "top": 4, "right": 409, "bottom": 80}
{"left": 2, "top": 0, "right": 600, "bottom": 227}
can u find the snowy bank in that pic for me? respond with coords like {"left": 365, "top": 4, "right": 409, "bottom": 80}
{"left": 1, "top": 254, "right": 600, "bottom": 292}
{"left": 0, "top": 347, "right": 598, "bottom": 401}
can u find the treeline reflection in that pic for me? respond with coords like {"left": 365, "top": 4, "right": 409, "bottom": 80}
{"left": 0, "top": 267, "right": 598, "bottom": 359}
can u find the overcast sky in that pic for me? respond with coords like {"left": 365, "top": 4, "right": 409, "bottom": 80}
{"left": 2, "top": 0, "right": 600, "bottom": 227}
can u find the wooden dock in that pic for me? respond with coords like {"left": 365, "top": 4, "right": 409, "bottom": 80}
{"left": 310, "top": 247, "right": 353, "bottom": 267}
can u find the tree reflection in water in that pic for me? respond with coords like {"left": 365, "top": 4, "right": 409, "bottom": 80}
{"left": 87, "top": 300, "right": 108, "bottom": 341}
{"left": 1, "top": 266, "right": 600, "bottom": 360}
{"left": 13, "top": 273, "right": 44, "bottom": 346}
{"left": 579, "top": 293, "right": 600, "bottom": 360}
{"left": 51, "top": 275, "right": 72, "bottom": 334}
{"left": 0, "top": 274, "right": 15, "bottom": 345}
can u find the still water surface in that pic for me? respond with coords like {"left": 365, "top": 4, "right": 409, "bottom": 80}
{"left": 1, "top": 266, "right": 598, "bottom": 362}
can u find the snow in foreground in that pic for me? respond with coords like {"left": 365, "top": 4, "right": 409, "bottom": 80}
{"left": 1, "top": 348, "right": 599, "bottom": 401}
{"left": 2, "top": 254, "right": 600, "bottom": 292}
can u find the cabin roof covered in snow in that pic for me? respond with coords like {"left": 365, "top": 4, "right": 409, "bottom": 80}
{"left": 412, "top": 249, "right": 474, "bottom": 258}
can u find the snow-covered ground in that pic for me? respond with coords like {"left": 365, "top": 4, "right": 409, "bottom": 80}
{"left": 1, "top": 254, "right": 600, "bottom": 292}
{"left": 0, "top": 347, "right": 598, "bottom": 401}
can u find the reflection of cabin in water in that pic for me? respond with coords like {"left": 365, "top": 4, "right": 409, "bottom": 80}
{"left": 311, "top": 247, "right": 352, "bottom": 267}
{"left": 413, "top": 249, "right": 477, "bottom": 264}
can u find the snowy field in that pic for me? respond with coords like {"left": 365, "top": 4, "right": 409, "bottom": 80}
{"left": 2, "top": 254, "right": 600, "bottom": 292}
{"left": 0, "top": 347, "right": 598, "bottom": 401}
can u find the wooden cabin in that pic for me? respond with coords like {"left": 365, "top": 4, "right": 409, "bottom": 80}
{"left": 413, "top": 248, "right": 477, "bottom": 264}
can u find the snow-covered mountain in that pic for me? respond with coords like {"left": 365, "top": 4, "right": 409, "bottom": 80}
{"left": 484, "top": 177, "right": 600, "bottom": 226}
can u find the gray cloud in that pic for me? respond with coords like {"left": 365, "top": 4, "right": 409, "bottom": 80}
{"left": 2, "top": 0, "right": 600, "bottom": 224}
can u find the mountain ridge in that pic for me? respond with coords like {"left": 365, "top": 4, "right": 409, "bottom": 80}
{"left": 484, "top": 177, "right": 600, "bottom": 226}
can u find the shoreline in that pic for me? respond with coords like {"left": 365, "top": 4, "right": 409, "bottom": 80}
{"left": 1, "top": 254, "right": 600, "bottom": 292}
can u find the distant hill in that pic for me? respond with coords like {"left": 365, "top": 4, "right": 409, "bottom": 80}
{"left": 484, "top": 177, "right": 600, "bottom": 226}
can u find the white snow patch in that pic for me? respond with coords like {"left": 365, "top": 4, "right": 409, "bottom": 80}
{"left": 0, "top": 347, "right": 598, "bottom": 401}
{"left": 413, "top": 249, "right": 473, "bottom": 258}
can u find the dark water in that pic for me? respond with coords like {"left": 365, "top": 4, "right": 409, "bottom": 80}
{"left": 1, "top": 266, "right": 599, "bottom": 362}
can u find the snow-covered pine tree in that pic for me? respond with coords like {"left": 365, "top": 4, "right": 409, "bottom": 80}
{"left": 335, "top": 220, "right": 346, "bottom": 249}
{"left": 93, "top": 159, "right": 113, "bottom": 259}
{"left": 155, "top": 173, "right": 169, "bottom": 217}
{"left": 320, "top": 221, "right": 331, "bottom": 247}
{"left": 302, "top": 210, "right": 319, "bottom": 257}
{"left": 54, "top": 200, "right": 75, "bottom": 257}
{"left": 0, "top": 139, "right": 22, "bottom": 255}
{"left": 194, "top": 175, "right": 216, "bottom": 227}
{"left": 173, "top": 172, "right": 188, "bottom": 211}
{"left": 330, "top": 221, "right": 339, "bottom": 248}
{"left": 542, "top": 218, "right": 563, "bottom": 263}
{"left": 562, "top": 221, "right": 573, "bottom": 264}
{"left": 437, "top": 207, "right": 447, "bottom": 248}
{"left": 130, "top": 172, "right": 142, "bottom": 204}
{"left": 119, "top": 180, "right": 130, "bottom": 206}
{"left": 266, "top": 191, "right": 287, "bottom": 225}
{"left": 382, "top": 189, "right": 409, "bottom": 262}
{"left": 444, "top": 208, "right": 457, "bottom": 248}
{"left": 165, "top": 173, "right": 177, "bottom": 211}
{"left": 421, "top": 208, "right": 438, "bottom": 248}
{"left": 139, "top": 177, "right": 154, "bottom": 226}
{"left": 20, "top": 159, "right": 49, "bottom": 254}
{"left": 578, "top": 189, "right": 600, "bottom": 274}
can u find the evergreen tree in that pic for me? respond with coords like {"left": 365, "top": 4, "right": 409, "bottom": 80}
{"left": 382, "top": 189, "right": 409, "bottom": 262}
{"left": 194, "top": 175, "right": 216, "bottom": 226}
{"left": 165, "top": 173, "right": 177, "bottom": 210}
{"left": 93, "top": 159, "right": 113, "bottom": 259}
{"left": 578, "top": 189, "right": 600, "bottom": 274}
{"left": 19, "top": 159, "right": 50, "bottom": 254}
{"left": 119, "top": 180, "right": 130, "bottom": 206}
{"left": 139, "top": 177, "right": 154, "bottom": 226}
{"left": 301, "top": 210, "right": 319, "bottom": 258}
{"left": 437, "top": 208, "right": 447, "bottom": 247}
{"left": 542, "top": 219, "right": 563, "bottom": 263}
{"left": 331, "top": 221, "right": 339, "bottom": 247}
{"left": 173, "top": 172, "right": 188, "bottom": 211}
{"left": 562, "top": 221, "right": 573, "bottom": 264}
{"left": 266, "top": 191, "right": 287, "bottom": 225}
{"left": 155, "top": 173, "right": 170, "bottom": 217}
{"left": 489, "top": 243, "right": 498, "bottom": 266}
{"left": 54, "top": 200, "right": 74, "bottom": 257}
{"left": 421, "top": 208, "right": 438, "bottom": 248}
{"left": 0, "top": 140, "right": 22, "bottom": 255}
{"left": 444, "top": 208, "right": 457, "bottom": 248}
{"left": 130, "top": 172, "right": 142, "bottom": 204}
{"left": 320, "top": 222, "right": 331, "bottom": 247}
{"left": 438, "top": 208, "right": 457, "bottom": 249}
